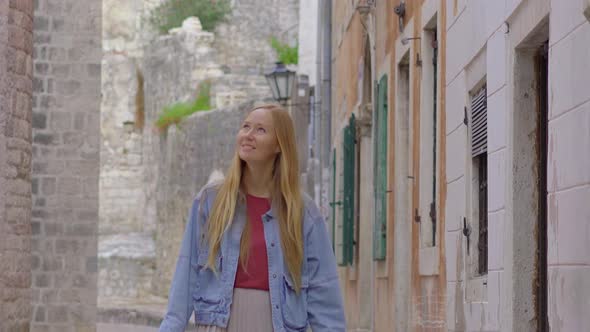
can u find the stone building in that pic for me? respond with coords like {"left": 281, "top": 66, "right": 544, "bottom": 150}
{"left": 327, "top": 0, "right": 590, "bottom": 331}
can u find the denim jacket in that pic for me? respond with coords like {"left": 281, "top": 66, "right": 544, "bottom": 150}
{"left": 159, "top": 185, "right": 346, "bottom": 332}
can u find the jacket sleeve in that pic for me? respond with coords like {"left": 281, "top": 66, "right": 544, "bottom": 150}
{"left": 306, "top": 216, "right": 346, "bottom": 331}
{"left": 159, "top": 192, "right": 204, "bottom": 332}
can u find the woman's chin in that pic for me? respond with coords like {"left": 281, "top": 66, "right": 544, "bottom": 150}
{"left": 238, "top": 152, "right": 254, "bottom": 162}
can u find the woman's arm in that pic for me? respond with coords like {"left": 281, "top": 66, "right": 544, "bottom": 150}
{"left": 159, "top": 193, "right": 204, "bottom": 332}
{"left": 306, "top": 216, "right": 346, "bottom": 331}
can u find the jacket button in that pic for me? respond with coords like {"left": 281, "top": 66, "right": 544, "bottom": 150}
{"left": 271, "top": 242, "right": 275, "bottom": 247}
{"left": 275, "top": 305, "right": 279, "bottom": 309}
{"left": 273, "top": 274, "right": 277, "bottom": 279}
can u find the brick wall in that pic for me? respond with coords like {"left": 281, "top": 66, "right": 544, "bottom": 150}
{"left": 31, "top": 0, "right": 102, "bottom": 330}
{"left": 0, "top": 0, "right": 34, "bottom": 331}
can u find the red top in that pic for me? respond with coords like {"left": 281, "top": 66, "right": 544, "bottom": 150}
{"left": 234, "top": 194, "right": 271, "bottom": 291}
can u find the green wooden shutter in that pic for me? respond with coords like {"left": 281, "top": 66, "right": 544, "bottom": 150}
{"left": 340, "top": 114, "right": 356, "bottom": 266}
{"left": 373, "top": 76, "right": 388, "bottom": 260}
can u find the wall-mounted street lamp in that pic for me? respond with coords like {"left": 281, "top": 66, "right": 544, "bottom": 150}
{"left": 265, "top": 62, "right": 296, "bottom": 105}
{"left": 394, "top": 2, "right": 406, "bottom": 32}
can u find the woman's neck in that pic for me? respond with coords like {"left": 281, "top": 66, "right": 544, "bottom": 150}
{"left": 242, "top": 162, "right": 274, "bottom": 198}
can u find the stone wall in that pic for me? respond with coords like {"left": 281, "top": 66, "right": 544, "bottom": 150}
{"left": 99, "top": 0, "right": 300, "bottom": 241}
{"left": 99, "top": 0, "right": 165, "bottom": 239}
{"left": 99, "top": 15, "right": 224, "bottom": 302}
{"left": 214, "top": 0, "right": 299, "bottom": 70}
{"left": 31, "top": 0, "right": 102, "bottom": 330}
{"left": 99, "top": 0, "right": 299, "bottom": 245}
{"left": 211, "top": 0, "right": 299, "bottom": 106}
{"left": 0, "top": 1, "right": 34, "bottom": 331}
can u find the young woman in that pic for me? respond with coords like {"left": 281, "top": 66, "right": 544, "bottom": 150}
{"left": 159, "top": 104, "right": 345, "bottom": 332}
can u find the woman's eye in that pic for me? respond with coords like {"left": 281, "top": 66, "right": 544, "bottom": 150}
{"left": 257, "top": 127, "right": 266, "bottom": 133}
{"left": 242, "top": 124, "right": 250, "bottom": 129}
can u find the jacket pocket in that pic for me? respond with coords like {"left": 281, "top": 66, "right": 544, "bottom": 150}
{"left": 281, "top": 273, "right": 309, "bottom": 331}
{"left": 191, "top": 251, "right": 224, "bottom": 311}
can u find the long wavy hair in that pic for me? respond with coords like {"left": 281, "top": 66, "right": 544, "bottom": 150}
{"left": 205, "top": 103, "right": 304, "bottom": 292}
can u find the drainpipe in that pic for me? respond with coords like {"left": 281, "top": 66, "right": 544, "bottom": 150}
{"left": 320, "top": 0, "right": 332, "bottom": 212}
{"left": 313, "top": 0, "right": 323, "bottom": 207}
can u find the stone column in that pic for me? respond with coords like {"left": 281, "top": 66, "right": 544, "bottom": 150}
{"left": 0, "top": 0, "right": 34, "bottom": 331}
{"left": 31, "top": 0, "right": 102, "bottom": 330}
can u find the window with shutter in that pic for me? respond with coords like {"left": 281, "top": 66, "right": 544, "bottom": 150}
{"left": 340, "top": 114, "right": 356, "bottom": 266}
{"left": 471, "top": 86, "right": 487, "bottom": 157}
{"left": 477, "top": 154, "right": 488, "bottom": 275}
{"left": 373, "top": 75, "right": 388, "bottom": 260}
{"left": 470, "top": 85, "right": 488, "bottom": 275}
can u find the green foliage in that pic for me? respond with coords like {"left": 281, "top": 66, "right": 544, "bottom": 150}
{"left": 155, "top": 82, "right": 211, "bottom": 131}
{"left": 270, "top": 36, "right": 298, "bottom": 65}
{"left": 149, "top": 0, "right": 231, "bottom": 34}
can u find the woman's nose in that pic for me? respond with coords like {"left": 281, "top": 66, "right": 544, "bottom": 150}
{"left": 242, "top": 127, "right": 254, "bottom": 138}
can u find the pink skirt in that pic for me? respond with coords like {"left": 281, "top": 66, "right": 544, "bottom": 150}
{"left": 195, "top": 288, "right": 274, "bottom": 332}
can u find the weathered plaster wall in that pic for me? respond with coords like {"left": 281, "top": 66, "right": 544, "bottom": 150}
{"left": 546, "top": 0, "right": 590, "bottom": 330}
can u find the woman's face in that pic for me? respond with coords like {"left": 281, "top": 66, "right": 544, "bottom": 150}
{"left": 237, "top": 108, "right": 280, "bottom": 166}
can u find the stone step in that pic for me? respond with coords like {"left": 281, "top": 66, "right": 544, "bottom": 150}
{"left": 99, "top": 233, "right": 156, "bottom": 300}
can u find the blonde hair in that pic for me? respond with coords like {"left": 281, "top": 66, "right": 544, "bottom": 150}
{"left": 205, "top": 103, "right": 304, "bottom": 292}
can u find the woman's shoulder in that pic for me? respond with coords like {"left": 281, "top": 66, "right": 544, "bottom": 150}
{"left": 193, "top": 180, "right": 222, "bottom": 209}
{"left": 195, "top": 180, "right": 223, "bottom": 199}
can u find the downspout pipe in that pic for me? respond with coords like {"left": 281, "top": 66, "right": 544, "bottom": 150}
{"left": 313, "top": 0, "right": 323, "bottom": 207}
{"left": 320, "top": 0, "right": 332, "bottom": 210}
